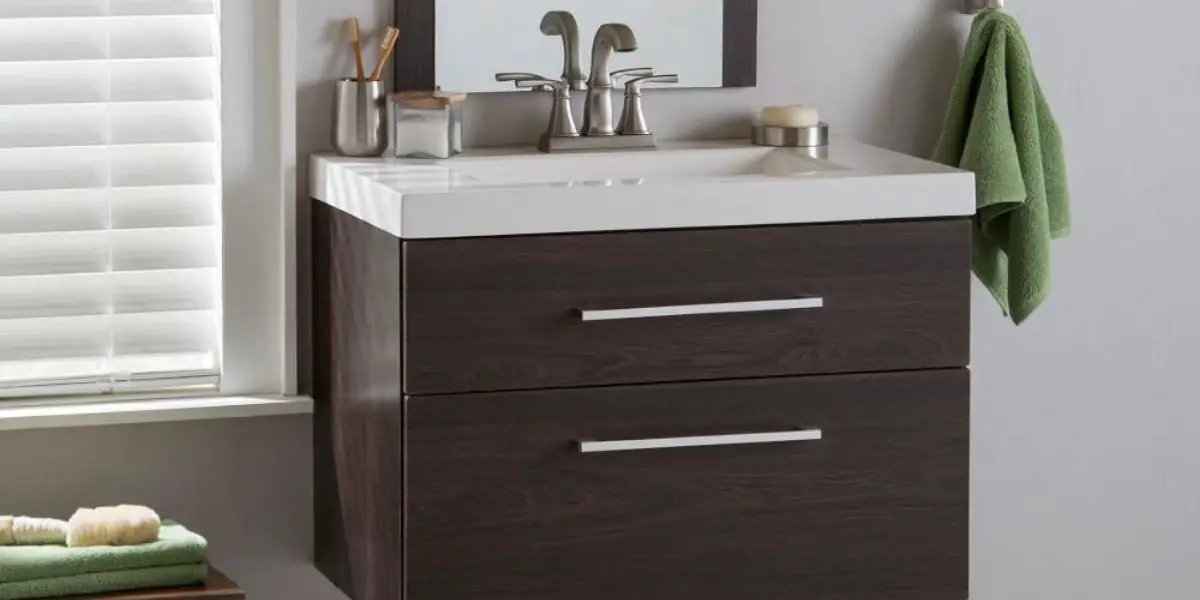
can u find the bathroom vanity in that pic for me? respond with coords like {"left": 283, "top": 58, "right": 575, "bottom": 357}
{"left": 311, "top": 139, "right": 975, "bottom": 600}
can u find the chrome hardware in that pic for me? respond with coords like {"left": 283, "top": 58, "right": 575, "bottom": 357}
{"left": 577, "top": 430, "right": 824, "bottom": 454}
{"left": 540, "top": 11, "right": 587, "bottom": 91}
{"left": 578, "top": 298, "right": 825, "bottom": 322}
{"left": 618, "top": 74, "right": 679, "bottom": 136}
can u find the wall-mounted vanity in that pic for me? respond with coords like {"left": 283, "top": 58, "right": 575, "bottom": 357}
{"left": 314, "top": 3, "right": 972, "bottom": 600}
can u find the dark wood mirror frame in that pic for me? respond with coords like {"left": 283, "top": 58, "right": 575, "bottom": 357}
{"left": 394, "top": 0, "right": 758, "bottom": 91}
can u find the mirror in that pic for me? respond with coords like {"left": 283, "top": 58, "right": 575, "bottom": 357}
{"left": 395, "top": 0, "right": 757, "bottom": 92}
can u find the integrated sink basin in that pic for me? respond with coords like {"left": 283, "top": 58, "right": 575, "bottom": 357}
{"left": 313, "top": 138, "right": 975, "bottom": 239}
{"left": 447, "top": 146, "right": 841, "bottom": 187}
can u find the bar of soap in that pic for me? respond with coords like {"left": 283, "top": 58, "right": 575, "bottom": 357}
{"left": 761, "top": 105, "right": 820, "bottom": 128}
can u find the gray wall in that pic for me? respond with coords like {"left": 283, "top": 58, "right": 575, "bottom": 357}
{"left": 2, "top": 1, "right": 1195, "bottom": 600}
{"left": 0, "top": 416, "right": 345, "bottom": 599}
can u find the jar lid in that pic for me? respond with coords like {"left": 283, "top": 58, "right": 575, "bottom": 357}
{"left": 391, "top": 90, "right": 468, "bottom": 109}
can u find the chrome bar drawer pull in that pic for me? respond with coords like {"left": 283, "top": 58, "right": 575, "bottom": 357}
{"left": 576, "top": 429, "right": 823, "bottom": 454}
{"left": 578, "top": 298, "right": 824, "bottom": 322}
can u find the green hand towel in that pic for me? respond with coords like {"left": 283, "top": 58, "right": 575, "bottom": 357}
{"left": 0, "top": 564, "right": 206, "bottom": 600}
{"left": 0, "top": 522, "right": 206, "bottom": 584}
{"left": 932, "top": 9, "right": 1070, "bottom": 324}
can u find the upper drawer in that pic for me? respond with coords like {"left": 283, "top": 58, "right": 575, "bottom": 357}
{"left": 404, "top": 220, "right": 970, "bottom": 394}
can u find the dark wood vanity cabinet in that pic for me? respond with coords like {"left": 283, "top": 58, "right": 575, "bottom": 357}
{"left": 313, "top": 201, "right": 972, "bottom": 600}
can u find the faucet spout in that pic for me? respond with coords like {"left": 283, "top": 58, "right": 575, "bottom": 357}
{"left": 587, "top": 23, "right": 638, "bottom": 88}
{"left": 540, "top": 11, "right": 586, "bottom": 91}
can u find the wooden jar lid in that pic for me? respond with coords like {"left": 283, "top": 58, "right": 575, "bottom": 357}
{"left": 391, "top": 91, "right": 468, "bottom": 110}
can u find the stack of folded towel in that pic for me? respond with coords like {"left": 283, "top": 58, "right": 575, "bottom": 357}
{"left": 0, "top": 506, "right": 207, "bottom": 600}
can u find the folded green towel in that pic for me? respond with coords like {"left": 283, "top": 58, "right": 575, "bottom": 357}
{"left": 932, "top": 9, "right": 1070, "bottom": 324}
{"left": 0, "top": 564, "right": 206, "bottom": 600}
{"left": 0, "top": 522, "right": 206, "bottom": 584}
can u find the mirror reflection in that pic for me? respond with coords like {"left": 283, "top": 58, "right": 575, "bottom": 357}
{"left": 433, "top": 0, "right": 726, "bottom": 92}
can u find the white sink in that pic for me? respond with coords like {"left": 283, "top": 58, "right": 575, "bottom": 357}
{"left": 449, "top": 146, "right": 841, "bottom": 186}
{"left": 313, "top": 138, "right": 975, "bottom": 239}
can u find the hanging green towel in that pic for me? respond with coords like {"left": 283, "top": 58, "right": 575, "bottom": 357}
{"left": 0, "top": 564, "right": 206, "bottom": 600}
{"left": 932, "top": 9, "right": 1070, "bottom": 324}
{"left": 0, "top": 522, "right": 206, "bottom": 584}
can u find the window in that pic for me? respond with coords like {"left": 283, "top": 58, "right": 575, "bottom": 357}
{"left": 0, "top": 0, "right": 222, "bottom": 397}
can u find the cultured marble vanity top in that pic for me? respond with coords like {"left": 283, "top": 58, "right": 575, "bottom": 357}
{"left": 311, "top": 138, "right": 975, "bottom": 239}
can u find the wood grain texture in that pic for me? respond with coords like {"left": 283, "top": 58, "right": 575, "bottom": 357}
{"left": 312, "top": 201, "right": 404, "bottom": 600}
{"left": 394, "top": 0, "right": 757, "bottom": 90}
{"left": 404, "top": 220, "right": 971, "bottom": 395}
{"left": 61, "top": 569, "right": 243, "bottom": 600}
{"left": 408, "top": 369, "right": 970, "bottom": 600}
{"left": 723, "top": 0, "right": 758, "bottom": 87}
{"left": 394, "top": 0, "right": 435, "bottom": 91}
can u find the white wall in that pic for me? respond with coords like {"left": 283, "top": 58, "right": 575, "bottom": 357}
{"left": 2, "top": 1, "right": 1195, "bottom": 600}
{"left": 0, "top": 417, "right": 344, "bottom": 599}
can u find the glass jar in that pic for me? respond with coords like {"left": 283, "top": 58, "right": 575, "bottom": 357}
{"left": 391, "top": 91, "right": 467, "bottom": 159}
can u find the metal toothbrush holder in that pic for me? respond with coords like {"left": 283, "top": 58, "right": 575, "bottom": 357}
{"left": 334, "top": 79, "right": 389, "bottom": 157}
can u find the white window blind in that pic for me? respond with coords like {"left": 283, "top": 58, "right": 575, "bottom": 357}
{"left": 0, "top": 0, "right": 221, "bottom": 397}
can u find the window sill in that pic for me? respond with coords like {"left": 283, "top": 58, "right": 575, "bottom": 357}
{"left": 0, "top": 395, "right": 313, "bottom": 432}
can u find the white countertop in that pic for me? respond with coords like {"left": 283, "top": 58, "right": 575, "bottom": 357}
{"left": 311, "top": 137, "right": 975, "bottom": 239}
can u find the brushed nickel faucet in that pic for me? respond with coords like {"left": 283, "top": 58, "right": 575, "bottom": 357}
{"left": 540, "top": 11, "right": 586, "bottom": 91}
{"left": 495, "top": 13, "right": 677, "bottom": 153}
{"left": 583, "top": 23, "right": 639, "bottom": 137}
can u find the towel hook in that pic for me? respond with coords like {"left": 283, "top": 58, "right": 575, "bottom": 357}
{"left": 963, "top": 0, "right": 1003, "bottom": 14}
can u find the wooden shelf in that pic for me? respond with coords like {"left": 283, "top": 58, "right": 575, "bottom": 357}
{"left": 63, "top": 568, "right": 244, "bottom": 600}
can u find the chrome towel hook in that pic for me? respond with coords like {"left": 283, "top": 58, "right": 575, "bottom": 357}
{"left": 963, "top": 0, "right": 1004, "bottom": 14}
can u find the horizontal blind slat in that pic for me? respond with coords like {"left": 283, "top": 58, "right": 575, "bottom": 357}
{"left": 0, "top": 310, "right": 217, "bottom": 373}
{"left": 0, "top": 268, "right": 216, "bottom": 319}
{"left": 0, "top": 186, "right": 217, "bottom": 234}
{"left": 114, "top": 309, "right": 218, "bottom": 356}
{"left": 0, "top": 144, "right": 215, "bottom": 191}
{"left": 0, "top": 102, "right": 215, "bottom": 150}
{"left": 0, "top": 59, "right": 216, "bottom": 106}
{"left": 0, "top": 189, "right": 109, "bottom": 234}
{"left": 0, "top": 104, "right": 108, "bottom": 149}
{"left": 0, "top": 1, "right": 215, "bottom": 19}
{"left": 0, "top": 314, "right": 109, "bottom": 362}
{"left": 0, "top": 226, "right": 216, "bottom": 277}
{"left": 0, "top": 16, "right": 215, "bottom": 64}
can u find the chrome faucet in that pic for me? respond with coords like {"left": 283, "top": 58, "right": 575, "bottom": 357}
{"left": 583, "top": 23, "right": 639, "bottom": 137}
{"left": 540, "top": 11, "right": 586, "bottom": 91}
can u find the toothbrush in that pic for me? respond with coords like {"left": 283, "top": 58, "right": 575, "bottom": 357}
{"left": 346, "top": 18, "right": 365, "bottom": 82}
{"left": 369, "top": 27, "right": 400, "bottom": 81}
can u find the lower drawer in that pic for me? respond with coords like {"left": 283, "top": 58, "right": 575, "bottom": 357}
{"left": 406, "top": 369, "right": 969, "bottom": 600}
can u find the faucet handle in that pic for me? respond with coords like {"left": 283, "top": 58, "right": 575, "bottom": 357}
{"left": 611, "top": 67, "right": 655, "bottom": 85}
{"left": 511, "top": 77, "right": 580, "bottom": 139}
{"left": 617, "top": 74, "right": 680, "bottom": 136}
{"left": 624, "top": 73, "right": 680, "bottom": 94}
{"left": 495, "top": 72, "right": 548, "bottom": 84}
{"left": 515, "top": 77, "right": 573, "bottom": 95}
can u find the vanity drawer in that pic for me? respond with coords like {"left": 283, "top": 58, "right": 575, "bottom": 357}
{"left": 404, "top": 220, "right": 970, "bottom": 394}
{"left": 407, "top": 369, "right": 969, "bottom": 600}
